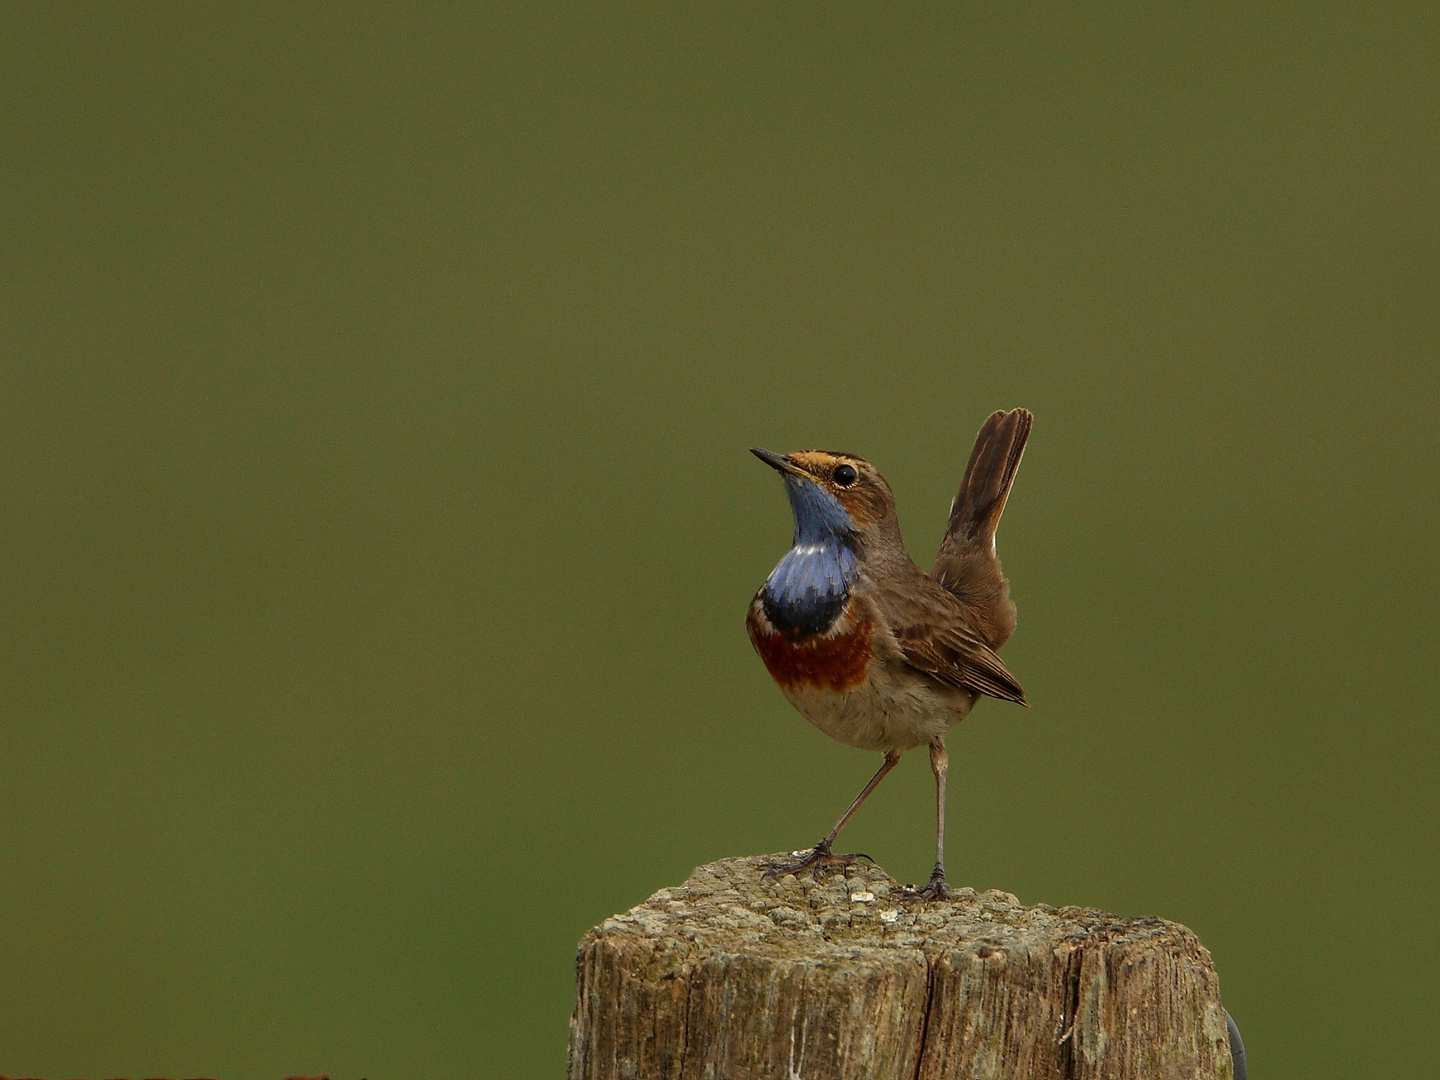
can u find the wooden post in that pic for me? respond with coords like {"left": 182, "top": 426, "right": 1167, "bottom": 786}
{"left": 568, "top": 855, "right": 1233, "bottom": 1080}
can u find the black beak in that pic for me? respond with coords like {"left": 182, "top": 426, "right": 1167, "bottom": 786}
{"left": 749, "top": 447, "right": 813, "bottom": 480}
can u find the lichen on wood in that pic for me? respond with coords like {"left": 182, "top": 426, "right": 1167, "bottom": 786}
{"left": 569, "top": 855, "right": 1231, "bottom": 1080}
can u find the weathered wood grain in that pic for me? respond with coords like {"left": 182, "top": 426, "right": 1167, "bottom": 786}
{"left": 568, "top": 855, "right": 1231, "bottom": 1080}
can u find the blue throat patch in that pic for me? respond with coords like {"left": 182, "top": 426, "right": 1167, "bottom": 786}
{"left": 761, "top": 475, "right": 859, "bottom": 636}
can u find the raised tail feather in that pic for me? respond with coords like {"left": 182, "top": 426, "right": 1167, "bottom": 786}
{"left": 930, "top": 408, "right": 1032, "bottom": 649}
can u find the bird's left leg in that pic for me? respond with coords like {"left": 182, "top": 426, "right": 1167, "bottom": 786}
{"left": 763, "top": 750, "right": 900, "bottom": 881}
{"left": 901, "top": 739, "right": 951, "bottom": 901}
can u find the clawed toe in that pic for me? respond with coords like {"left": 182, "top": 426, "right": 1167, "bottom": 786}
{"left": 762, "top": 842, "right": 873, "bottom": 881}
{"left": 899, "top": 869, "right": 951, "bottom": 902}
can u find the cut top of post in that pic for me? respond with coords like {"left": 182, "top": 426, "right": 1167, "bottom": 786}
{"left": 569, "top": 855, "right": 1233, "bottom": 1080}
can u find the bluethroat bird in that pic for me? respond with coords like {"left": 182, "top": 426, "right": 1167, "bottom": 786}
{"left": 747, "top": 408, "right": 1031, "bottom": 900}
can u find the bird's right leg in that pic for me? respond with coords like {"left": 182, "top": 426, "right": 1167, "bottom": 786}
{"left": 900, "top": 739, "right": 951, "bottom": 901}
{"left": 764, "top": 750, "right": 901, "bottom": 880}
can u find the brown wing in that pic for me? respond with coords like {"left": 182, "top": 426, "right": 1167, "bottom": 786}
{"left": 877, "top": 574, "right": 1028, "bottom": 706}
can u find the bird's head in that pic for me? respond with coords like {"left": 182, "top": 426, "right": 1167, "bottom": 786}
{"left": 750, "top": 448, "right": 902, "bottom": 554}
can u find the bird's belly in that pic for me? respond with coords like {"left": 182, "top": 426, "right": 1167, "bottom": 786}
{"left": 778, "top": 665, "right": 970, "bottom": 753}
{"left": 748, "top": 594, "right": 973, "bottom": 752}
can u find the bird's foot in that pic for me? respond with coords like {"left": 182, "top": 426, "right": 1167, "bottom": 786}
{"left": 900, "top": 867, "right": 951, "bottom": 902}
{"left": 762, "top": 840, "right": 873, "bottom": 882}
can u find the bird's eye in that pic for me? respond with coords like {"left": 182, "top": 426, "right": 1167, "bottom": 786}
{"left": 833, "top": 464, "right": 857, "bottom": 486}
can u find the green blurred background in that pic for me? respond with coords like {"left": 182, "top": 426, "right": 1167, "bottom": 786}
{"left": 1, "top": 5, "right": 1435, "bottom": 1078}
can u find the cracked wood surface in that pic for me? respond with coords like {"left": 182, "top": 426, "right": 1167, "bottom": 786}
{"left": 568, "top": 855, "right": 1231, "bottom": 1080}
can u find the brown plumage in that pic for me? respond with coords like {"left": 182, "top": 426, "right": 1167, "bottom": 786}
{"left": 881, "top": 574, "right": 1027, "bottom": 705}
{"left": 747, "top": 409, "right": 1033, "bottom": 898}
{"left": 931, "top": 407, "right": 1032, "bottom": 649}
